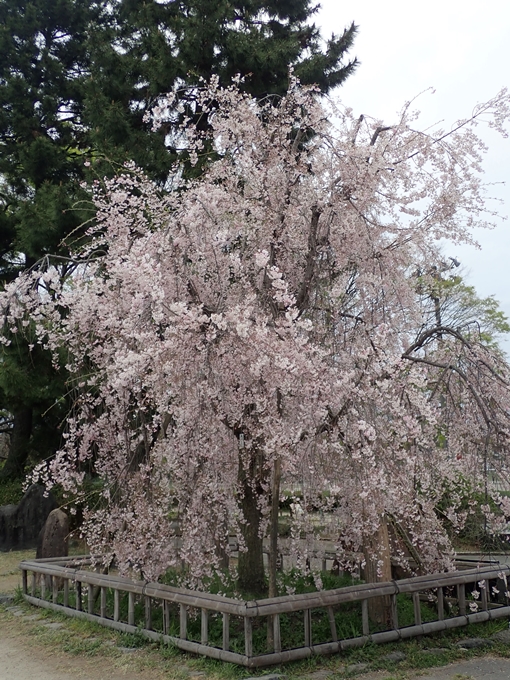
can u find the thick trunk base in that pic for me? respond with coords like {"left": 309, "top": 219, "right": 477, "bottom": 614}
{"left": 237, "top": 475, "right": 266, "bottom": 597}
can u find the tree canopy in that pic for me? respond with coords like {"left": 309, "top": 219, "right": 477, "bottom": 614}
{"left": 3, "top": 80, "right": 510, "bottom": 592}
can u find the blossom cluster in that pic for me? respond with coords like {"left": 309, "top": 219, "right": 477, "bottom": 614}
{"left": 2, "top": 79, "right": 510, "bottom": 584}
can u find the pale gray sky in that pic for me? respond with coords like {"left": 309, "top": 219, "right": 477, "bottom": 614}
{"left": 317, "top": 0, "right": 510, "bottom": 349}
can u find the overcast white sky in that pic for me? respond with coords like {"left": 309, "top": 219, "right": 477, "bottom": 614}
{"left": 316, "top": 0, "right": 510, "bottom": 349}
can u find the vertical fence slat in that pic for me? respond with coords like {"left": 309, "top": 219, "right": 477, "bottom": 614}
{"left": 222, "top": 613, "right": 230, "bottom": 651}
{"left": 437, "top": 586, "right": 444, "bottom": 620}
{"left": 128, "top": 592, "right": 135, "bottom": 626}
{"left": 163, "top": 600, "right": 170, "bottom": 635}
{"left": 481, "top": 583, "right": 488, "bottom": 611}
{"left": 145, "top": 596, "right": 152, "bottom": 630}
{"left": 273, "top": 613, "right": 282, "bottom": 653}
{"left": 113, "top": 589, "right": 119, "bottom": 621}
{"left": 362, "top": 599, "right": 369, "bottom": 636}
{"left": 180, "top": 604, "right": 188, "bottom": 640}
{"left": 100, "top": 587, "right": 106, "bottom": 618}
{"left": 244, "top": 616, "right": 253, "bottom": 658}
{"left": 31, "top": 572, "right": 36, "bottom": 597}
{"left": 52, "top": 576, "right": 58, "bottom": 604}
{"left": 201, "top": 608, "right": 208, "bottom": 645}
{"left": 76, "top": 581, "right": 82, "bottom": 612}
{"left": 458, "top": 583, "right": 466, "bottom": 616}
{"left": 412, "top": 592, "right": 421, "bottom": 625}
{"left": 327, "top": 606, "right": 338, "bottom": 642}
{"left": 64, "top": 579, "right": 69, "bottom": 608}
{"left": 88, "top": 584, "right": 94, "bottom": 614}
{"left": 304, "top": 609, "right": 312, "bottom": 647}
{"left": 22, "top": 569, "right": 27, "bottom": 595}
{"left": 41, "top": 575, "right": 46, "bottom": 601}
{"left": 390, "top": 594, "right": 398, "bottom": 629}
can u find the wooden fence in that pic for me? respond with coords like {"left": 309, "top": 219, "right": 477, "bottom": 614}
{"left": 20, "top": 557, "right": 510, "bottom": 667}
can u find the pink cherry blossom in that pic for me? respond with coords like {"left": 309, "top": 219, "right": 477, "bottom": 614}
{"left": 2, "top": 79, "right": 510, "bottom": 587}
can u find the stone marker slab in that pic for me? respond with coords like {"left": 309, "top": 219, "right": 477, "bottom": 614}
{"left": 36, "top": 508, "right": 69, "bottom": 559}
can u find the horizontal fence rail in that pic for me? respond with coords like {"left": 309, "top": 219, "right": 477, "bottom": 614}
{"left": 20, "top": 557, "right": 510, "bottom": 667}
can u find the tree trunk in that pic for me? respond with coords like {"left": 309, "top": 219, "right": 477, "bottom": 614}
{"left": 0, "top": 407, "right": 32, "bottom": 481}
{"left": 362, "top": 516, "right": 393, "bottom": 626}
{"left": 237, "top": 455, "right": 267, "bottom": 597}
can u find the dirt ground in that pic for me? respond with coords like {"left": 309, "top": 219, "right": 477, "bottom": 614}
{"left": 0, "top": 616, "right": 169, "bottom": 680}
{"left": 0, "top": 548, "right": 35, "bottom": 593}
{"left": 0, "top": 550, "right": 173, "bottom": 680}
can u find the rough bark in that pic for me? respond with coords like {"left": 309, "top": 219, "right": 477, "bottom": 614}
{"left": 237, "top": 454, "right": 266, "bottom": 596}
{"left": 362, "top": 516, "right": 393, "bottom": 626}
{"left": 0, "top": 407, "right": 32, "bottom": 481}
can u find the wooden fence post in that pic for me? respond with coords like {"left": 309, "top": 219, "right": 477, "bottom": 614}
{"left": 128, "top": 592, "right": 135, "bottom": 626}
{"left": 88, "top": 584, "right": 94, "bottom": 614}
{"left": 273, "top": 613, "right": 282, "bottom": 653}
{"left": 244, "top": 617, "right": 253, "bottom": 658}
{"left": 222, "top": 613, "right": 230, "bottom": 651}
{"left": 362, "top": 599, "right": 369, "bottom": 636}
{"left": 113, "top": 589, "right": 119, "bottom": 621}
{"left": 145, "top": 596, "right": 152, "bottom": 630}
{"left": 412, "top": 592, "right": 421, "bottom": 625}
{"left": 180, "top": 604, "right": 188, "bottom": 640}
{"left": 437, "top": 587, "right": 444, "bottom": 620}
{"left": 327, "top": 606, "right": 338, "bottom": 642}
{"left": 481, "top": 584, "right": 488, "bottom": 611}
{"left": 201, "top": 608, "right": 208, "bottom": 645}
{"left": 163, "top": 601, "right": 170, "bottom": 635}
{"left": 76, "top": 581, "right": 82, "bottom": 612}
{"left": 100, "top": 587, "right": 107, "bottom": 618}
{"left": 457, "top": 584, "right": 466, "bottom": 616}
{"left": 304, "top": 609, "right": 312, "bottom": 647}
{"left": 390, "top": 594, "right": 398, "bottom": 629}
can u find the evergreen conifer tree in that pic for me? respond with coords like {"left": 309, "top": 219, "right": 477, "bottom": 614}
{"left": 0, "top": 0, "right": 357, "bottom": 480}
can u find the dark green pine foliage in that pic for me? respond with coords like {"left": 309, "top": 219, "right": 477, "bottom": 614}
{"left": 113, "top": 0, "right": 357, "bottom": 99}
{"left": 0, "top": 0, "right": 99, "bottom": 481}
{"left": 0, "top": 0, "right": 357, "bottom": 480}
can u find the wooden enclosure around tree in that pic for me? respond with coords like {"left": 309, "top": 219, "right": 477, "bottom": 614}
{"left": 20, "top": 557, "right": 510, "bottom": 667}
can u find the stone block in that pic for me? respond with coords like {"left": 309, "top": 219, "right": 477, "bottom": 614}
{"left": 36, "top": 508, "right": 69, "bottom": 559}
{"left": 0, "top": 484, "right": 57, "bottom": 551}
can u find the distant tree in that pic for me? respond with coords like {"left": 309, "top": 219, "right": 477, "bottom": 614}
{"left": 0, "top": 0, "right": 358, "bottom": 480}
{"left": 418, "top": 268, "right": 510, "bottom": 348}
